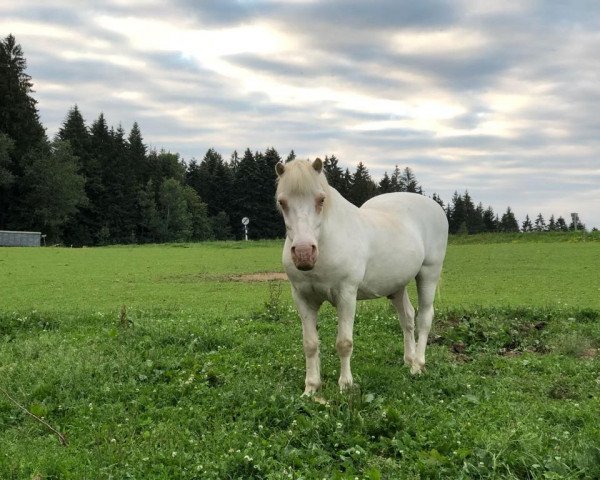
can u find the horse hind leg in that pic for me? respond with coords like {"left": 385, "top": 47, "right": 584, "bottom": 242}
{"left": 389, "top": 287, "right": 416, "bottom": 370}
{"left": 413, "top": 264, "right": 443, "bottom": 374}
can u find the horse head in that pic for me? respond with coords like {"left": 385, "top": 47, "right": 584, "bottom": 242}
{"left": 275, "top": 158, "right": 329, "bottom": 271}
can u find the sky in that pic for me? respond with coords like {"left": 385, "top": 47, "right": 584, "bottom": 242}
{"left": 2, "top": 0, "right": 599, "bottom": 228}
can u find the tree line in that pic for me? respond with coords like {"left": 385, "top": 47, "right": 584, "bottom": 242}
{"left": 0, "top": 34, "right": 589, "bottom": 245}
{"left": 444, "top": 191, "right": 586, "bottom": 235}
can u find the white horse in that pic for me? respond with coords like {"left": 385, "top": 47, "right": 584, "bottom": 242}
{"left": 275, "top": 158, "right": 448, "bottom": 395}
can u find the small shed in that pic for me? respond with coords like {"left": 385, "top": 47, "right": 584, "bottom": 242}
{"left": 0, "top": 230, "right": 42, "bottom": 247}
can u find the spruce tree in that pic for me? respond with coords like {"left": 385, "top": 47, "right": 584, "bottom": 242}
{"left": 231, "top": 148, "right": 261, "bottom": 239}
{"left": 534, "top": 213, "right": 545, "bottom": 232}
{"left": 389, "top": 165, "right": 404, "bottom": 192}
{"left": 58, "top": 107, "right": 97, "bottom": 245}
{"left": 258, "top": 147, "right": 284, "bottom": 238}
{"left": 323, "top": 155, "right": 345, "bottom": 194}
{"left": 482, "top": 206, "right": 497, "bottom": 232}
{"left": 448, "top": 191, "right": 465, "bottom": 234}
{"left": 349, "top": 162, "right": 376, "bottom": 206}
{"left": 194, "top": 148, "right": 233, "bottom": 219}
{"left": 229, "top": 150, "right": 240, "bottom": 176}
{"left": 556, "top": 216, "right": 568, "bottom": 231}
{"left": 378, "top": 171, "right": 392, "bottom": 194}
{"left": 57, "top": 106, "right": 90, "bottom": 162}
{"left": 401, "top": 167, "right": 422, "bottom": 194}
{"left": 127, "top": 122, "right": 147, "bottom": 184}
{"left": 340, "top": 168, "right": 352, "bottom": 199}
{"left": 285, "top": 150, "right": 296, "bottom": 163}
{"left": 0, "top": 133, "right": 14, "bottom": 190}
{"left": 0, "top": 34, "right": 47, "bottom": 229}
{"left": 431, "top": 193, "right": 444, "bottom": 209}
{"left": 522, "top": 214, "right": 533, "bottom": 232}
{"left": 500, "top": 207, "right": 520, "bottom": 232}
{"left": 0, "top": 35, "right": 46, "bottom": 160}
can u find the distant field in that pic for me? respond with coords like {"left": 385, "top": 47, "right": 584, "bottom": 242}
{"left": 1, "top": 235, "right": 599, "bottom": 479}
{"left": 1, "top": 233, "right": 598, "bottom": 313}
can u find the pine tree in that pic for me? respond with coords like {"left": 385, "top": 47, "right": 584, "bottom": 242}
{"left": 211, "top": 211, "right": 232, "bottom": 240}
{"left": 348, "top": 162, "right": 376, "bottom": 206}
{"left": 389, "top": 165, "right": 404, "bottom": 192}
{"left": 482, "top": 206, "right": 498, "bottom": 232}
{"left": 431, "top": 193, "right": 444, "bottom": 209}
{"left": 229, "top": 150, "right": 240, "bottom": 176}
{"left": 57, "top": 105, "right": 90, "bottom": 162}
{"left": 500, "top": 207, "right": 520, "bottom": 232}
{"left": 547, "top": 215, "right": 557, "bottom": 231}
{"left": 556, "top": 216, "right": 568, "bottom": 231}
{"left": 461, "top": 192, "right": 484, "bottom": 234}
{"left": 0, "top": 34, "right": 47, "bottom": 229}
{"left": 127, "top": 122, "right": 147, "bottom": 183}
{"left": 378, "top": 171, "right": 392, "bottom": 194}
{"left": 231, "top": 148, "right": 261, "bottom": 239}
{"left": 0, "top": 35, "right": 46, "bottom": 160}
{"left": 323, "top": 155, "right": 345, "bottom": 194}
{"left": 58, "top": 107, "right": 99, "bottom": 244}
{"left": 285, "top": 150, "right": 296, "bottom": 163}
{"left": 448, "top": 191, "right": 465, "bottom": 234}
{"left": 0, "top": 133, "right": 14, "bottom": 190}
{"left": 258, "top": 147, "right": 285, "bottom": 238}
{"left": 522, "top": 214, "right": 533, "bottom": 232}
{"left": 401, "top": 167, "right": 423, "bottom": 194}
{"left": 340, "top": 168, "right": 352, "bottom": 199}
{"left": 569, "top": 216, "right": 585, "bottom": 231}
{"left": 534, "top": 213, "right": 546, "bottom": 232}
{"left": 193, "top": 148, "right": 233, "bottom": 219}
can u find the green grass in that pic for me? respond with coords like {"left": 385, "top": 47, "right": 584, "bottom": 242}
{"left": 1, "top": 236, "right": 599, "bottom": 479}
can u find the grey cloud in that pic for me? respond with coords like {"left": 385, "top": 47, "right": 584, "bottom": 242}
{"left": 2, "top": 0, "right": 600, "bottom": 227}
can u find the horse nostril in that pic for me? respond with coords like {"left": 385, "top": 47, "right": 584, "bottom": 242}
{"left": 291, "top": 246, "right": 296, "bottom": 255}
{"left": 311, "top": 245, "right": 317, "bottom": 254}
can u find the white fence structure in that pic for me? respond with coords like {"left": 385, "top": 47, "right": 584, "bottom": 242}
{"left": 0, "top": 230, "right": 42, "bottom": 247}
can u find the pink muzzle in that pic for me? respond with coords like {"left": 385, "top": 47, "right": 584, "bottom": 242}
{"left": 291, "top": 243, "right": 318, "bottom": 271}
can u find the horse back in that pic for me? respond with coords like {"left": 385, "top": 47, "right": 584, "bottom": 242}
{"left": 360, "top": 192, "right": 448, "bottom": 265}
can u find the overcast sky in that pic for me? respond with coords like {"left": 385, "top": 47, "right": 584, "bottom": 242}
{"left": 2, "top": 1, "right": 599, "bottom": 228}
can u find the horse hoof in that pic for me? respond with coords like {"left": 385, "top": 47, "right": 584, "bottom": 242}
{"left": 338, "top": 377, "right": 354, "bottom": 392}
{"left": 410, "top": 363, "right": 425, "bottom": 375}
{"left": 302, "top": 385, "right": 321, "bottom": 396}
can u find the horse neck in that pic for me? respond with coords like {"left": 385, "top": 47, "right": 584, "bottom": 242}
{"left": 321, "top": 187, "right": 362, "bottom": 239}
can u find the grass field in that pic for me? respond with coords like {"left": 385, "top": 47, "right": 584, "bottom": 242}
{"left": 1, "top": 234, "right": 599, "bottom": 479}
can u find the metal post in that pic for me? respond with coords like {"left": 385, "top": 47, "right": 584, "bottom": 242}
{"left": 242, "top": 217, "right": 250, "bottom": 241}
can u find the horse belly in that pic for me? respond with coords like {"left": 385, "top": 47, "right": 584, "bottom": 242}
{"left": 358, "top": 261, "right": 420, "bottom": 299}
{"left": 357, "top": 232, "right": 424, "bottom": 299}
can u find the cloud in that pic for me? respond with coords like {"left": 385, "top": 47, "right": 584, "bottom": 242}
{"left": 1, "top": 0, "right": 599, "bottom": 227}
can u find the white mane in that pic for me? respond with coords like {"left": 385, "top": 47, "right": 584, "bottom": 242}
{"left": 276, "top": 159, "right": 330, "bottom": 198}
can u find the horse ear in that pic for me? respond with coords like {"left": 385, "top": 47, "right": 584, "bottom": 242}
{"left": 312, "top": 158, "right": 323, "bottom": 173}
{"left": 275, "top": 162, "right": 285, "bottom": 177}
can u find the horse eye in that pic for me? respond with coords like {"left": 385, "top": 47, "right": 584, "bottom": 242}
{"left": 316, "top": 196, "right": 325, "bottom": 211}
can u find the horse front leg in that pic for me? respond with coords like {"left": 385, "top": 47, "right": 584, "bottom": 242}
{"left": 292, "top": 288, "right": 322, "bottom": 395}
{"left": 334, "top": 289, "right": 357, "bottom": 391}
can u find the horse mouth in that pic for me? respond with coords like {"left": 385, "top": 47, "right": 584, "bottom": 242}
{"left": 295, "top": 263, "right": 315, "bottom": 271}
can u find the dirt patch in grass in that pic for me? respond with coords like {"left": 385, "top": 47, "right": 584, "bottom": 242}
{"left": 581, "top": 348, "right": 598, "bottom": 359}
{"left": 230, "top": 272, "right": 288, "bottom": 282}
